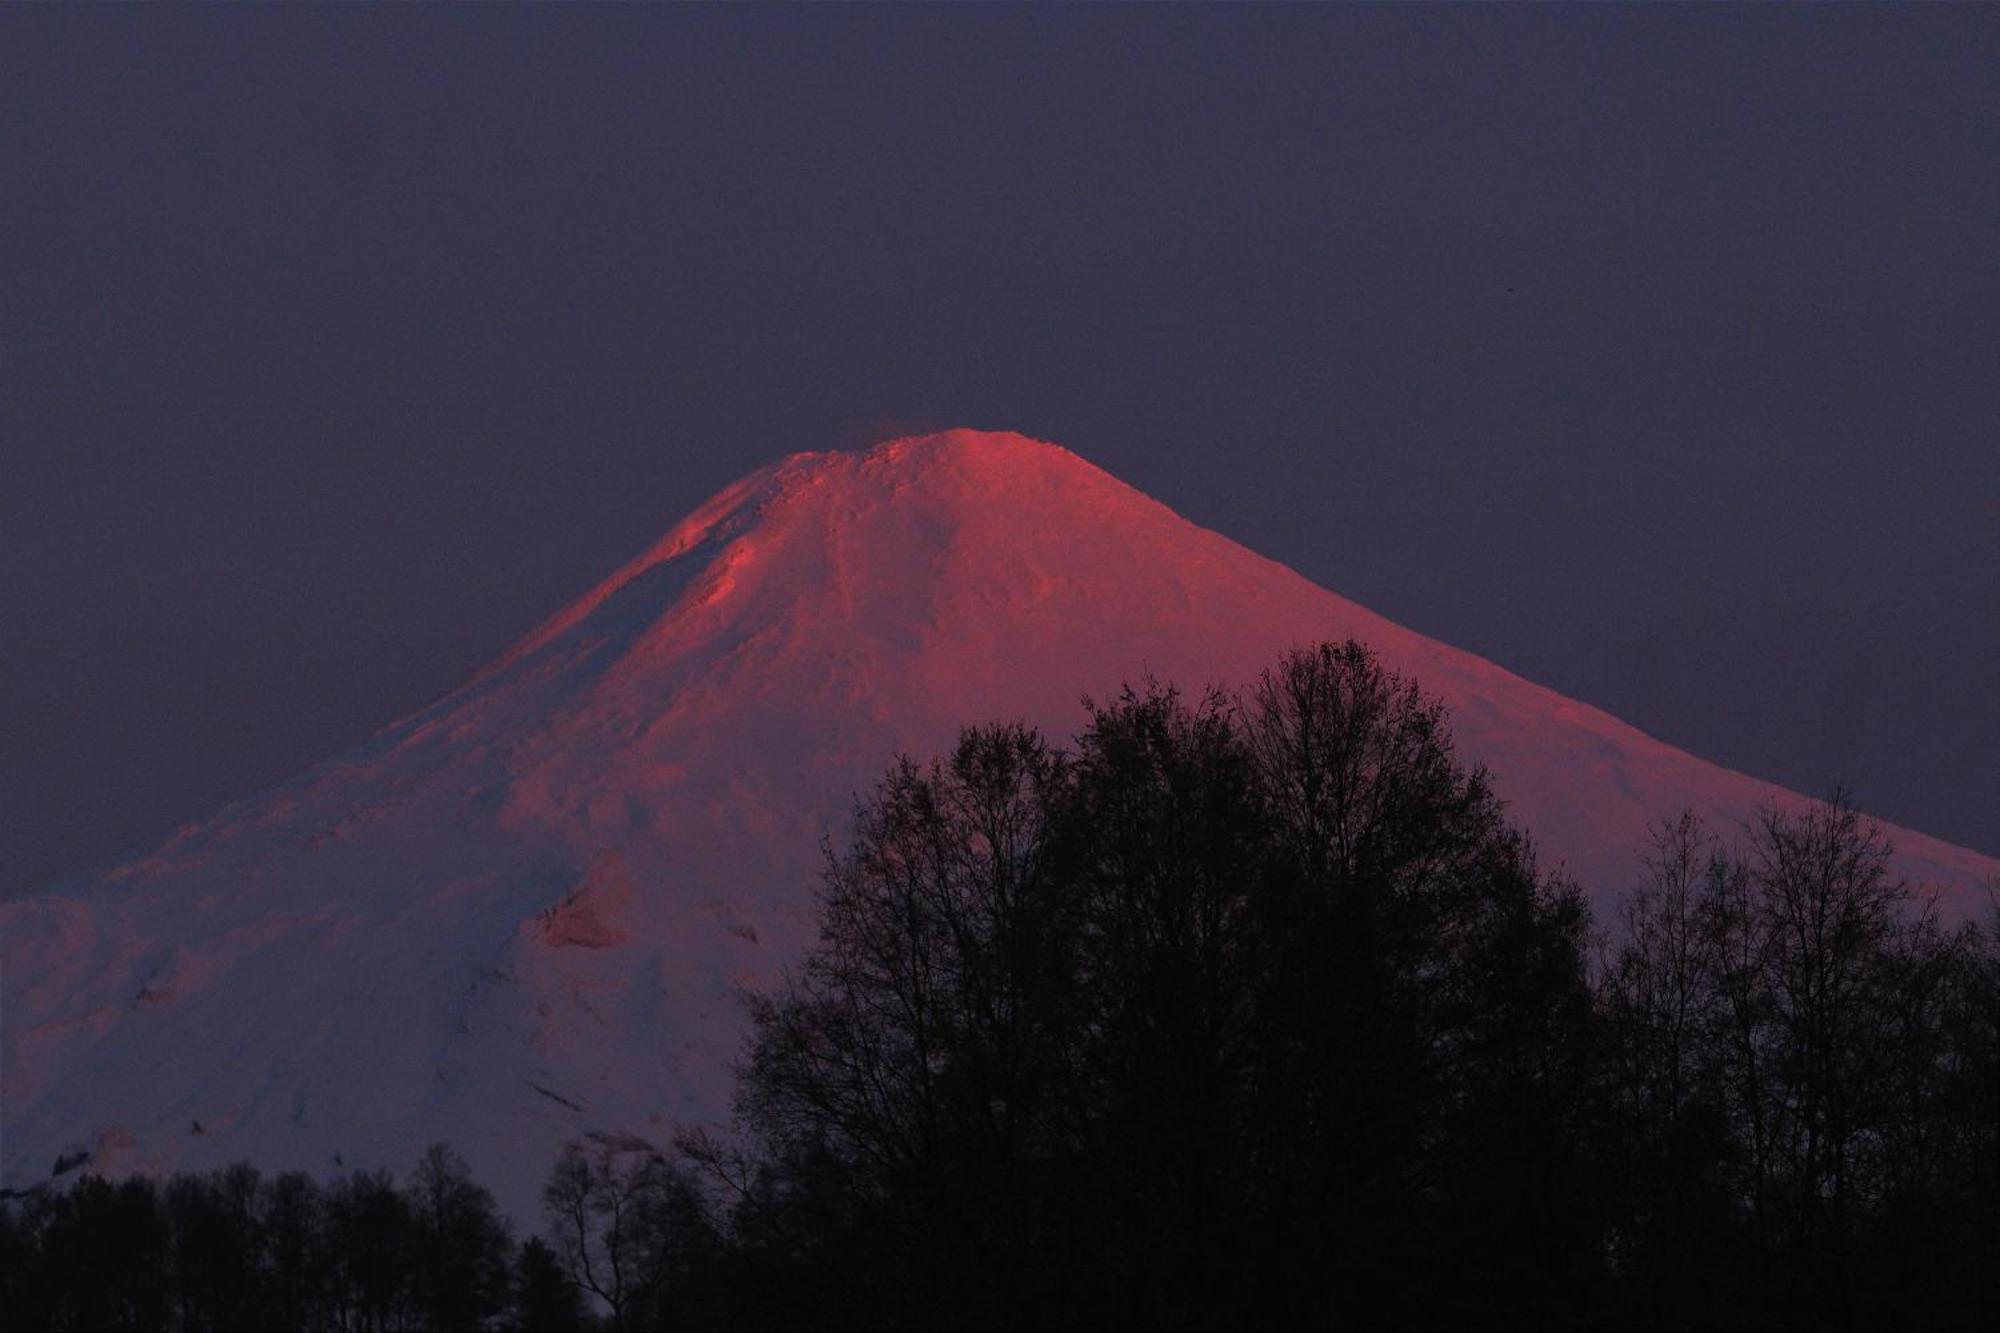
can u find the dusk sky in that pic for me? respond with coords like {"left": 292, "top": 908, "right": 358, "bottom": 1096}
{"left": 3, "top": 4, "right": 1995, "bottom": 898}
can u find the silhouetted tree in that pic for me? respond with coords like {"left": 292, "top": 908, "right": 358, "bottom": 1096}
{"left": 1598, "top": 813, "right": 1749, "bottom": 1322}
{"left": 542, "top": 1134, "right": 714, "bottom": 1329}
{"left": 1961, "top": 902, "right": 2000, "bottom": 1320}
{"left": 161, "top": 1162, "right": 263, "bottom": 1331}
{"left": 324, "top": 1169, "right": 413, "bottom": 1333}
{"left": 5, "top": 1173, "right": 168, "bottom": 1333}
{"left": 409, "top": 1144, "right": 513, "bottom": 1333}
{"left": 259, "top": 1170, "right": 327, "bottom": 1333}
{"left": 509, "top": 1236, "right": 582, "bottom": 1333}
{"left": 1600, "top": 797, "right": 1999, "bottom": 1329}
{"left": 732, "top": 722, "right": 1083, "bottom": 1326}
{"left": 1243, "top": 643, "right": 1604, "bottom": 1325}
{"left": 1750, "top": 794, "right": 1906, "bottom": 1285}
{"left": 1059, "top": 683, "right": 1268, "bottom": 1325}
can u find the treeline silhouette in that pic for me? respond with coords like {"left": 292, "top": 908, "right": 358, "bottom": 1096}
{"left": 3, "top": 643, "right": 1994, "bottom": 1330}
{"left": 0, "top": 1145, "right": 575, "bottom": 1333}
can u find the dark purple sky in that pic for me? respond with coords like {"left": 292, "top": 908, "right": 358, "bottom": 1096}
{"left": 4, "top": 5, "right": 1996, "bottom": 896}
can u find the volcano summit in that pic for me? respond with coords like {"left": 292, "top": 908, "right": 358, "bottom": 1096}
{"left": 5, "top": 429, "right": 1993, "bottom": 1218}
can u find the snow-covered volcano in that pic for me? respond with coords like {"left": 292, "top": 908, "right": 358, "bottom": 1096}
{"left": 4, "top": 429, "right": 1993, "bottom": 1218}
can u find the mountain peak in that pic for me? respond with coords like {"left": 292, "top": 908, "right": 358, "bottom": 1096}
{"left": 489, "top": 428, "right": 1142, "bottom": 675}
{"left": 778, "top": 426, "right": 1119, "bottom": 512}
{"left": 853, "top": 425, "right": 1078, "bottom": 467}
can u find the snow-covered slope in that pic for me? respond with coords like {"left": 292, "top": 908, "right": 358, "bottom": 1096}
{"left": 4, "top": 429, "right": 1993, "bottom": 1219}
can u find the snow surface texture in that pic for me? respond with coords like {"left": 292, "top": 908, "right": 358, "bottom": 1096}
{"left": 5, "top": 429, "right": 1994, "bottom": 1221}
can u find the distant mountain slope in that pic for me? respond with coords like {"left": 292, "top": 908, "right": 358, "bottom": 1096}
{"left": 6, "top": 429, "right": 1991, "bottom": 1219}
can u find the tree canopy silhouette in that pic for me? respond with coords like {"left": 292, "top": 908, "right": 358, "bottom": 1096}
{"left": 713, "top": 642, "right": 1605, "bottom": 1328}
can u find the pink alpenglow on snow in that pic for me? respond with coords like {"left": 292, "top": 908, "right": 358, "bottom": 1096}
{"left": 4, "top": 429, "right": 1993, "bottom": 1221}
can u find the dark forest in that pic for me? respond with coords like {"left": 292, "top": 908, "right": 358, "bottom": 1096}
{"left": 5, "top": 644, "right": 1995, "bottom": 1331}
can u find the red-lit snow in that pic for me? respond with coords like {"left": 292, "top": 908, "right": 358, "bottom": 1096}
{"left": 4, "top": 429, "right": 1993, "bottom": 1220}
